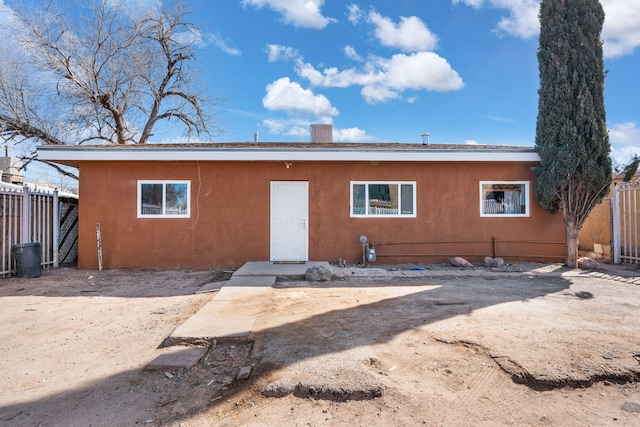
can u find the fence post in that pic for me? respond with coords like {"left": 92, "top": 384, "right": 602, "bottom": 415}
{"left": 20, "top": 185, "right": 30, "bottom": 243}
{"left": 53, "top": 189, "right": 59, "bottom": 267}
{"left": 612, "top": 183, "right": 621, "bottom": 264}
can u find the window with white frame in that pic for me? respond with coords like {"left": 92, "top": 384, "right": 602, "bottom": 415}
{"left": 480, "top": 181, "right": 529, "bottom": 217}
{"left": 351, "top": 182, "right": 416, "bottom": 217}
{"left": 137, "top": 180, "right": 190, "bottom": 218}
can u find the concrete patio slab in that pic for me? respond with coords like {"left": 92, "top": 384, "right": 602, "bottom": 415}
{"left": 233, "top": 261, "right": 331, "bottom": 277}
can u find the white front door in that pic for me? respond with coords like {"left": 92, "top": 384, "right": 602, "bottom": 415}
{"left": 270, "top": 181, "right": 309, "bottom": 262}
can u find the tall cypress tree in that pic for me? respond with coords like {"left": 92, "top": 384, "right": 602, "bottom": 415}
{"left": 535, "top": 0, "right": 611, "bottom": 268}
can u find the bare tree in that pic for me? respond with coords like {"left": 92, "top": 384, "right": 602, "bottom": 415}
{"left": 0, "top": 0, "right": 218, "bottom": 179}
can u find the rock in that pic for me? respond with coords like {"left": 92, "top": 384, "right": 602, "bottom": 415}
{"left": 237, "top": 366, "right": 252, "bottom": 380}
{"left": 621, "top": 401, "right": 640, "bottom": 413}
{"left": 484, "top": 257, "right": 505, "bottom": 268}
{"left": 449, "top": 257, "right": 472, "bottom": 268}
{"left": 577, "top": 257, "right": 601, "bottom": 270}
{"left": 305, "top": 265, "right": 333, "bottom": 281}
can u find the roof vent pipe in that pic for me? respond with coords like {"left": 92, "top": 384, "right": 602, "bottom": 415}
{"left": 254, "top": 132, "right": 259, "bottom": 143}
{"left": 421, "top": 133, "right": 430, "bottom": 146}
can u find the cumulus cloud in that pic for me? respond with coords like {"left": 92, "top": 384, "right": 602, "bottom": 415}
{"left": 242, "top": 0, "right": 335, "bottom": 30}
{"left": 368, "top": 11, "right": 439, "bottom": 52}
{"left": 266, "top": 44, "right": 300, "bottom": 62}
{"left": 607, "top": 122, "right": 640, "bottom": 168}
{"left": 296, "top": 51, "right": 464, "bottom": 104}
{"left": 465, "top": 139, "right": 480, "bottom": 145}
{"left": 453, "top": 0, "right": 539, "bottom": 39}
{"left": 601, "top": 0, "right": 640, "bottom": 58}
{"left": 453, "top": 0, "right": 640, "bottom": 57}
{"left": 344, "top": 45, "right": 363, "bottom": 62}
{"left": 609, "top": 122, "right": 640, "bottom": 145}
{"left": 334, "top": 126, "right": 371, "bottom": 142}
{"left": 262, "top": 77, "right": 339, "bottom": 116}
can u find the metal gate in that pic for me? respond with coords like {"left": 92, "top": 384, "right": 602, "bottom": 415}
{"left": 612, "top": 181, "right": 640, "bottom": 264}
{"left": 1, "top": 186, "right": 68, "bottom": 276}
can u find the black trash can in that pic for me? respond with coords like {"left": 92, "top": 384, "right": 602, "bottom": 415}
{"left": 12, "top": 242, "right": 42, "bottom": 278}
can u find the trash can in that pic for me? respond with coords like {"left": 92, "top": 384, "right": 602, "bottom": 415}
{"left": 12, "top": 242, "right": 42, "bottom": 278}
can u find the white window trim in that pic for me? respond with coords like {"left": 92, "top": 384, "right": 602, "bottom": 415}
{"left": 350, "top": 181, "right": 417, "bottom": 218}
{"left": 137, "top": 180, "right": 191, "bottom": 218}
{"left": 479, "top": 181, "right": 530, "bottom": 218}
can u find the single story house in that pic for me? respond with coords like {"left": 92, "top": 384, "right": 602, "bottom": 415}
{"left": 37, "top": 132, "right": 565, "bottom": 270}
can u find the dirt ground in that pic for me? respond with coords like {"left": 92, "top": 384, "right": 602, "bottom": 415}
{"left": 1, "top": 265, "right": 640, "bottom": 426}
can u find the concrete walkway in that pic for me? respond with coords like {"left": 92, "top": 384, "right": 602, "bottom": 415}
{"left": 169, "top": 261, "right": 331, "bottom": 340}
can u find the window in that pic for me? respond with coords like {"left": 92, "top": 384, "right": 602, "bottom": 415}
{"left": 351, "top": 182, "right": 416, "bottom": 217}
{"left": 480, "top": 181, "right": 529, "bottom": 217}
{"left": 137, "top": 180, "right": 190, "bottom": 218}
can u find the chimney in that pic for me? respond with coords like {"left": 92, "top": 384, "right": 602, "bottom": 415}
{"left": 310, "top": 124, "right": 333, "bottom": 143}
{"left": 254, "top": 132, "right": 259, "bottom": 143}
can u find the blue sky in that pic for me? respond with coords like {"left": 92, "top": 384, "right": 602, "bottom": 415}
{"left": 186, "top": 0, "right": 640, "bottom": 166}
{"left": 1, "top": 0, "right": 639, "bottom": 173}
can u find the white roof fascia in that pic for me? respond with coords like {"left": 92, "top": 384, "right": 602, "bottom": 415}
{"left": 37, "top": 146, "right": 540, "bottom": 162}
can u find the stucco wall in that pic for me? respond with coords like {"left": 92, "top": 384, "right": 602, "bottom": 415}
{"left": 77, "top": 160, "right": 565, "bottom": 269}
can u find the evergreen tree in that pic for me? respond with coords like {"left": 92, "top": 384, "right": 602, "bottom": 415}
{"left": 535, "top": 0, "right": 611, "bottom": 268}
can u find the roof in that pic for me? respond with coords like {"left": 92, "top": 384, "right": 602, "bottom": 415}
{"left": 37, "top": 142, "right": 539, "bottom": 167}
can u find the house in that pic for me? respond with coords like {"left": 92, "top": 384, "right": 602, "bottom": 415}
{"left": 37, "top": 129, "right": 565, "bottom": 270}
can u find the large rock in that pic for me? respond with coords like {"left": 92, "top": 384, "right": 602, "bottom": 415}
{"left": 449, "top": 257, "right": 473, "bottom": 268}
{"left": 484, "top": 257, "right": 505, "bottom": 268}
{"left": 577, "top": 257, "right": 601, "bottom": 270}
{"left": 305, "top": 265, "right": 333, "bottom": 281}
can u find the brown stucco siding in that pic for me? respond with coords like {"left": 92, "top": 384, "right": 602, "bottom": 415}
{"left": 77, "top": 160, "right": 565, "bottom": 270}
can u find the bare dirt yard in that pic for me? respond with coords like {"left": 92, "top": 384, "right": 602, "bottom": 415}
{"left": 1, "top": 265, "right": 640, "bottom": 426}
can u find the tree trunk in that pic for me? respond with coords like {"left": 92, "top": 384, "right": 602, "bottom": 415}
{"left": 565, "top": 220, "right": 580, "bottom": 269}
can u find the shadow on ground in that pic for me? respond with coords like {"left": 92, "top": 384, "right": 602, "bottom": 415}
{"left": 1, "top": 272, "right": 594, "bottom": 426}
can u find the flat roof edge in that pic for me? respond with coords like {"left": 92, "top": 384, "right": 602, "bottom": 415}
{"left": 37, "top": 146, "right": 540, "bottom": 163}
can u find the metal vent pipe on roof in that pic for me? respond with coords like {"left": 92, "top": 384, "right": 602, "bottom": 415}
{"left": 421, "top": 133, "right": 430, "bottom": 146}
{"left": 254, "top": 132, "right": 259, "bottom": 143}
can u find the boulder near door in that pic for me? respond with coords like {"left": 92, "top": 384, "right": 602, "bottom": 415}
{"left": 270, "top": 181, "right": 309, "bottom": 262}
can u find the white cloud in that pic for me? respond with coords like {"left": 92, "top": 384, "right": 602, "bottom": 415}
{"left": 465, "top": 139, "right": 480, "bottom": 145}
{"left": 608, "top": 122, "right": 640, "bottom": 168}
{"left": 296, "top": 52, "right": 463, "bottom": 104}
{"left": 609, "top": 122, "right": 640, "bottom": 145}
{"left": 207, "top": 33, "right": 241, "bottom": 56}
{"left": 263, "top": 77, "right": 339, "bottom": 116}
{"left": 368, "top": 11, "right": 438, "bottom": 52}
{"left": 266, "top": 44, "right": 300, "bottom": 62}
{"left": 347, "top": 4, "right": 362, "bottom": 25}
{"left": 334, "top": 127, "right": 372, "bottom": 142}
{"left": 242, "top": 0, "right": 334, "bottom": 30}
{"left": 262, "top": 118, "right": 372, "bottom": 142}
{"left": 361, "top": 85, "right": 401, "bottom": 104}
{"left": 453, "top": 0, "right": 539, "bottom": 39}
{"left": 601, "top": 0, "right": 640, "bottom": 58}
{"left": 344, "top": 45, "right": 363, "bottom": 62}
{"left": 453, "top": 0, "right": 640, "bottom": 57}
